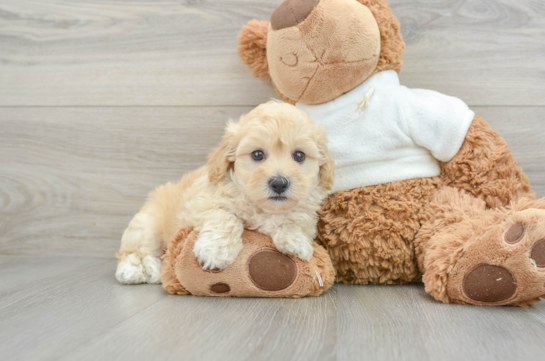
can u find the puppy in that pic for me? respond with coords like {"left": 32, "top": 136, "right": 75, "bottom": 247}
{"left": 115, "top": 101, "right": 334, "bottom": 284}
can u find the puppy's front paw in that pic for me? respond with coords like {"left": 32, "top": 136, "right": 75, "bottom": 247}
{"left": 193, "top": 232, "right": 243, "bottom": 270}
{"left": 273, "top": 232, "right": 314, "bottom": 261}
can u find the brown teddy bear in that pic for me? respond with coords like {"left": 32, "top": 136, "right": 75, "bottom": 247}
{"left": 237, "top": 0, "right": 545, "bottom": 306}
{"left": 161, "top": 227, "right": 335, "bottom": 298}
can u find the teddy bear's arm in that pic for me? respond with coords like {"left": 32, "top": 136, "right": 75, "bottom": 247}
{"left": 440, "top": 115, "right": 534, "bottom": 208}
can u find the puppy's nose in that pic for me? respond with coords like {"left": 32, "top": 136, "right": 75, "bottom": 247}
{"left": 269, "top": 177, "right": 290, "bottom": 194}
{"left": 270, "top": 0, "right": 320, "bottom": 30}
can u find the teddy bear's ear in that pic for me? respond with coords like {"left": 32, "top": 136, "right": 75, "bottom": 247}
{"left": 238, "top": 20, "right": 271, "bottom": 81}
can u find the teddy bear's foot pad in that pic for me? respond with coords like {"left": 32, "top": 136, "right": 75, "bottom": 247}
{"left": 448, "top": 209, "right": 545, "bottom": 306}
{"left": 162, "top": 228, "right": 335, "bottom": 298}
{"left": 462, "top": 264, "right": 517, "bottom": 303}
{"left": 248, "top": 249, "right": 297, "bottom": 291}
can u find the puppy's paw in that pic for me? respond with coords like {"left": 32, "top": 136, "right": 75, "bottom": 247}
{"left": 142, "top": 255, "right": 162, "bottom": 284}
{"left": 116, "top": 253, "right": 148, "bottom": 284}
{"left": 274, "top": 232, "right": 314, "bottom": 261}
{"left": 116, "top": 253, "right": 162, "bottom": 284}
{"left": 193, "top": 231, "right": 243, "bottom": 270}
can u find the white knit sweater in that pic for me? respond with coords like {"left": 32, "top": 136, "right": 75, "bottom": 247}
{"left": 296, "top": 70, "right": 475, "bottom": 193}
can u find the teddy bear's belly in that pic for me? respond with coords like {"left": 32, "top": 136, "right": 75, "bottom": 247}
{"left": 317, "top": 176, "right": 443, "bottom": 285}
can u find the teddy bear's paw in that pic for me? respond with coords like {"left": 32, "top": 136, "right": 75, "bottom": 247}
{"left": 142, "top": 255, "right": 162, "bottom": 284}
{"left": 193, "top": 232, "right": 243, "bottom": 270}
{"left": 447, "top": 209, "right": 545, "bottom": 306}
{"left": 116, "top": 253, "right": 148, "bottom": 285}
{"left": 273, "top": 232, "right": 314, "bottom": 262}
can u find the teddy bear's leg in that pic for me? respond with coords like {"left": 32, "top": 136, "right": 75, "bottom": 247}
{"left": 160, "top": 227, "right": 191, "bottom": 295}
{"left": 416, "top": 187, "right": 545, "bottom": 306}
{"left": 317, "top": 177, "right": 442, "bottom": 285}
{"left": 165, "top": 229, "right": 335, "bottom": 298}
{"left": 441, "top": 116, "right": 535, "bottom": 208}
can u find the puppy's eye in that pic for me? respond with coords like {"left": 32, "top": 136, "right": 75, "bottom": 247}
{"left": 293, "top": 151, "right": 305, "bottom": 163}
{"left": 251, "top": 150, "right": 265, "bottom": 161}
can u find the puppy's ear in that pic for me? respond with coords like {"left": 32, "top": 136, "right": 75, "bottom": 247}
{"left": 238, "top": 20, "right": 271, "bottom": 81}
{"left": 315, "top": 126, "right": 335, "bottom": 191}
{"left": 208, "top": 121, "right": 240, "bottom": 184}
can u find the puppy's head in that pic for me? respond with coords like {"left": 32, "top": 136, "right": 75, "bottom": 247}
{"left": 208, "top": 101, "right": 334, "bottom": 213}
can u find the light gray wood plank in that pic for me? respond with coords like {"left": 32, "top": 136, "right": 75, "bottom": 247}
{"left": 0, "top": 256, "right": 105, "bottom": 297}
{"left": 60, "top": 287, "right": 338, "bottom": 361}
{"left": 395, "top": 0, "right": 545, "bottom": 106}
{"left": 0, "top": 0, "right": 278, "bottom": 107}
{"left": 0, "top": 106, "right": 252, "bottom": 257}
{"left": 0, "top": 256, "right": 337, "bottom": 361}
{"left": 335, "top": 284, "right": 545, "bottom": 361}
{"left": 0, "top": 0, "right": 544, "bottom": 106}
{"left": 1, "top": 106, "right": 544, "bottom": 258}
{"left": 0, "top": 256, "right": 544, "bottom": 361}
{"left": 0, "top": 256, "right": 166, "bottom": 361}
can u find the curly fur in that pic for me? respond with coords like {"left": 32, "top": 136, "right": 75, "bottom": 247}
{"left": 320, "top": 117, "right": 544, "bottom": 307}
{"left": 236, "top": 0, "right": 544, "bottom": 307}
{"left": 317, "top": 177, "right": 442, "bottom": 285}
{"left": 441, "top": 116, "right": 534, "bottom": 208}
{"left": 116, "top": 101, "right": 333, "bottom": 283}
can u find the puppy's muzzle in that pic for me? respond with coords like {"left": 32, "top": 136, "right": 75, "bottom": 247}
{"left": 269, "top": 176, "right": 290, "bottom": 195}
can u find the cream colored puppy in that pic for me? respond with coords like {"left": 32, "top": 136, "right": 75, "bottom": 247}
{"left": 115, "top": 101, "right": 334, "bottom": 284}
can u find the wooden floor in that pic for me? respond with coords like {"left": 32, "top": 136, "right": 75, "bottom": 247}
{"left": 1, "top": 0, "right": 545, "bottom": 360}
{"left": 1, "top": 256, "right": 544, "bottom": 361}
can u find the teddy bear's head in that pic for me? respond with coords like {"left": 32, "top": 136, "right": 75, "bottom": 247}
{"left": 238, "top": 0, "right": 405, "bottom": 105}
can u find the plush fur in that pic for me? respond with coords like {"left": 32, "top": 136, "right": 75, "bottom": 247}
{"left": 238, "top": 0, "right": 545, "bottom": 306}
{"left": 318, "top": 177, "right": 441, "bottom": 285}
{"left": 238, "top": 20, "right": 271, "bottom": 81}
{"left": 416, "top": 187, "right": 545, "bottom": 307}
{"left": 237, "top": 0, "right": 404, "bottom": 104}
{"left": 116, "top": 101, "right": 334, "bottom": 284}
{"left": 440, "top": 116, "right": 534, "bottom": 208}
{"left": 161, "top": 227, "right": 335, "bottom": 298}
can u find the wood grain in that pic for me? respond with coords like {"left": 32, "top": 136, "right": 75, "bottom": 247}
{"left": 0, "top": 256, "right": 337, "bottom": 361}
{"left": 0, "top": 256, "right": 166, "bottom": 361}
{"left": 0, "top": 1, "right": 544, "bottom": 359}
{"left": 1, "top": 256, "right": 544, "bottom": 361}
{"left": 0, "top": 106, "right": 252, "bottom": 257}
{"left": 1, "top": 106, "right": 544, "bottom": 258}
{"left": 0, "top": 0, "right": 544, "bottom": 106}
{"left": 335, "top": 284, "right": 545, "bottom": 361}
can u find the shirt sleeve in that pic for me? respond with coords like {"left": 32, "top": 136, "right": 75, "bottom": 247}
{"left": 401, "top": 88, "right": 476, "bottom": 162}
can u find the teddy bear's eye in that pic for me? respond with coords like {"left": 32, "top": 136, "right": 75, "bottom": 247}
{"left": 293, "top": 151, "right": 305, "bottom": 163}
{"left": 280, "top": 53, "right": 298, "bottom": 67}
{"left": 251, "top": 150, "right": 265, "bottom": 161}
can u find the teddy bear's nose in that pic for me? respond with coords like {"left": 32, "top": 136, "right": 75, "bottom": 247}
{"left": 270, "top": 0, "right": 320, "bottom": 30}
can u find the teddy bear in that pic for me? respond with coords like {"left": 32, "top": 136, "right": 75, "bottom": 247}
{"left": 160, "top": 227, "right": 335, "bottom": 298}
{"left": 237, "top": 0, "right": 545, "bottom": 306}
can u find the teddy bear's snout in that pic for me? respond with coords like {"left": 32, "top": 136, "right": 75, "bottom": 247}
{"left": 270, "top": 0, "right": 320, "bottom": 30}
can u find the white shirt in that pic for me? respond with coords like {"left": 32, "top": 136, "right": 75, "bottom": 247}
{"left": 296, "top": 70, "right": 475, "bottom": 193}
